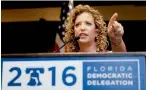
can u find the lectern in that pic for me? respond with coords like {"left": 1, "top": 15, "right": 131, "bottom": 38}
{"left": 1, "top": 52, "right": 146, "bottom": 90}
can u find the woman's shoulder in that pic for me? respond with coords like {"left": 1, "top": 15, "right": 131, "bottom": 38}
{"left": 104, "top": 50, "right": 112, "bottom": 53}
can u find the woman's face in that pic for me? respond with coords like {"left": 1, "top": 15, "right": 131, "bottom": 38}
{"left": 74, "top": 12, "right": 98, "bottom": 44}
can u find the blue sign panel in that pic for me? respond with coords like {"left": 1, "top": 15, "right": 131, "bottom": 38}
{"left": 1, "top": 56, "right": 146, "bottom": 90}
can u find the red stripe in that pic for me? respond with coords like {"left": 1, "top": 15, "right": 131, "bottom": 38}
{"left": 53, "top": 42, "right": 60, "bottom": 52}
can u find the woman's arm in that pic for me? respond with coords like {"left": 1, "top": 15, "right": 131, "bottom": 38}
{"left": 110, "top": 38, "right": 127, "bottom": 52}
{"left": 107, "top": 13, "right": 127, "bottom": 52}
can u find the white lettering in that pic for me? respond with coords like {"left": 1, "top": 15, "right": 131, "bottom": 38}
{"left": 120, "top": 66, "right": 125, "bottom": 72}
{"left": 100, "top": 66, "right": 105, "bottom": 72}
{"left": 95, "top": 80, "right": 133, "bottom": 86}
{"left": 87, "top": 66, "right": 91, "bottom": 72}
{"left": 127, "top": 66, "right": 132, "bottom": 71}
{"left": 87, "top": 73, "right": 133, "bottom": 79}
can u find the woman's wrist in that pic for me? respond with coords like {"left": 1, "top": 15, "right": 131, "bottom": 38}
{"left": 110, "top": 38, "right": 122, "bottom": 46}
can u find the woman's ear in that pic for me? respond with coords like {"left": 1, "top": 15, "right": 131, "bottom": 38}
{"left": 95, "top": 28, "right": 99, "bottom": 33}
{"left": 95, "top": 29, "right": 99, "bottom": 42}
{"left": 95, "top": 28, "right": 100, "bottom": 37}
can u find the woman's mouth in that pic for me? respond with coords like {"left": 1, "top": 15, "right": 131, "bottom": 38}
{"left": 79, "top": 33, "right": 88, "bottom": 37}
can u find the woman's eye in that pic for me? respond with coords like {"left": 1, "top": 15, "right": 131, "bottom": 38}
{"left": 75, "top": 23, "right": 80, "bottom": 27}
{"left": 86, "top": 22, "right": 91, "bottom": 26}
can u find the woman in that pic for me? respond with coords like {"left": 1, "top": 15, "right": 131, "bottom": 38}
{"left": 63, "top": 4, "right": 126, "bottom": 52}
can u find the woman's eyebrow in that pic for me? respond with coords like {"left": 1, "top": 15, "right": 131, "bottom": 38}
{"left": 85, "top": 20, "right": 92, "bottom": 23}
{"left": 75, "top": 21, "right": 81, "bottom": 24}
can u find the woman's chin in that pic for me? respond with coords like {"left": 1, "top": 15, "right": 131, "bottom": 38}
{"left": 78, "top": 39, "right": 88, "bottom": 44}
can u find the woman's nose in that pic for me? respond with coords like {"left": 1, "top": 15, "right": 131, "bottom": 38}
{"left": 80, "top": 24, "right": 85, "bottom": 31}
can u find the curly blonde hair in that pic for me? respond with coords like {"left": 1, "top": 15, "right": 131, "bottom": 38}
{"left": 63, "top": 4, "right": 108, "bottom": 52}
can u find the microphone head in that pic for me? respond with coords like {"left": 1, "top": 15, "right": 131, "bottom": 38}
{"left": 74, "top": 36, "right": 80, "bottom": 40}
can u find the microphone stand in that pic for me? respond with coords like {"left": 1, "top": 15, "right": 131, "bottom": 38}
{"left": 53, "top": 36, "right": 80, "bottom": 53}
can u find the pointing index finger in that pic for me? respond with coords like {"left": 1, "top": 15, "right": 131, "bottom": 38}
{"left": 108, "top": 13, "right": 118, "bottom": 28}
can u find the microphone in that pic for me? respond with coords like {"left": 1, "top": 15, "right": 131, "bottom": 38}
{"left": 53, "top": 36, "right": 80, "bottom": 53}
